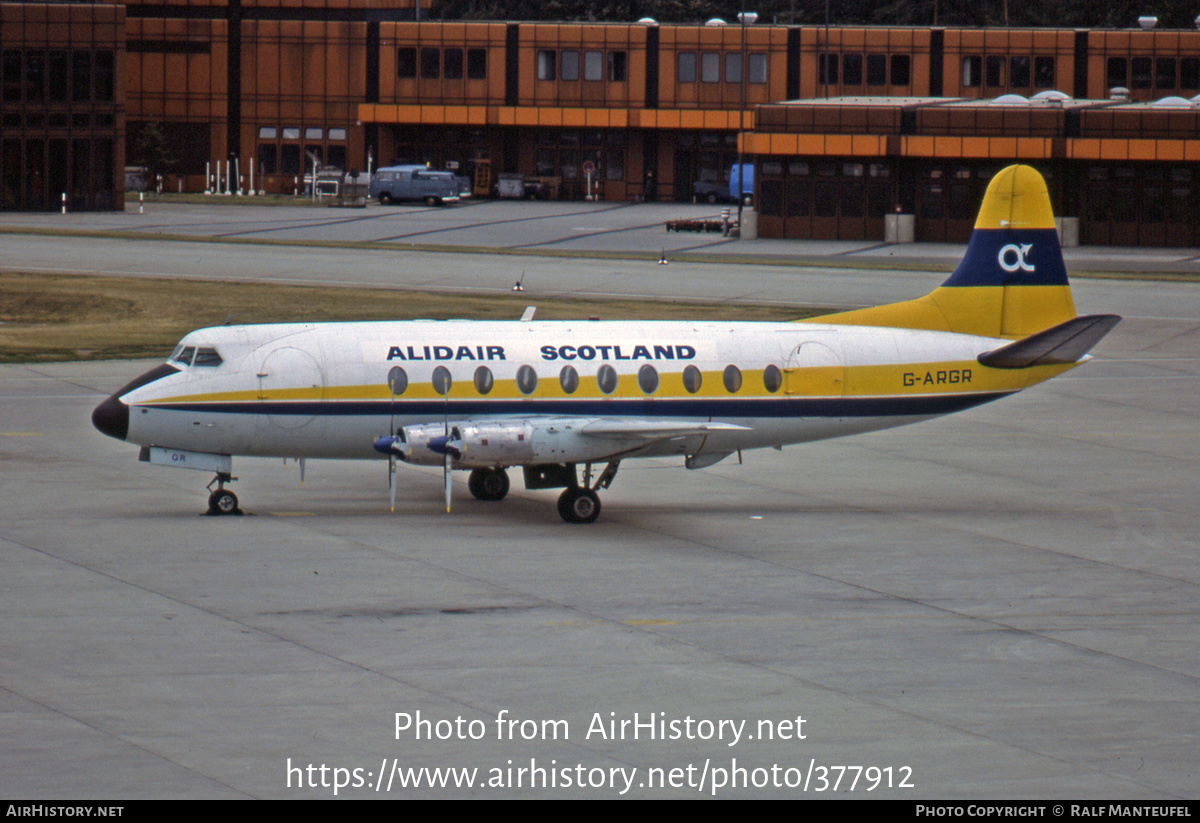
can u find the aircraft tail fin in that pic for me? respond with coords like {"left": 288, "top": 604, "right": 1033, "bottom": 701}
{"left": 805, "top": 164, "right": 1077, "bottom": 339}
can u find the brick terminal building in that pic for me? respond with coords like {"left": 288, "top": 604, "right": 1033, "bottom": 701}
{"left": 5, "top": 0, "right": 1200, "bottom": 245}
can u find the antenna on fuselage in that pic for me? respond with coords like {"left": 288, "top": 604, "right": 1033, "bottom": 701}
{"left": 520, "top": 306, "right": 536, "bottom": 322}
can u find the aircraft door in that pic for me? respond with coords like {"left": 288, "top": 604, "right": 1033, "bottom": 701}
{"left": 783, "top": 339, "right": 844, "bottom": 399}
{"left": 256, "top": 345, "right": 327, "bottom": 432}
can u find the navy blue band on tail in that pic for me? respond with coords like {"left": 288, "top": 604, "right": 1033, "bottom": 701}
{"left": 942, "top": 228, "right": 1068, "bottom": 288}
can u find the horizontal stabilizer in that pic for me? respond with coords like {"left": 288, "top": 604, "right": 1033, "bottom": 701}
{"left": 978, "top": 314, "right": 1122, "bottom": 369}
{"left": 582, "top": 419, "right": 750, "bottom": 440}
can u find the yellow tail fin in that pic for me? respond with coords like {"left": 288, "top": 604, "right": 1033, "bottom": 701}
{"left": 805, "top": 165, "right": 1076, "bottom": 339}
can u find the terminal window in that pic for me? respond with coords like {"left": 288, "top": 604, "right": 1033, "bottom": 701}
{"left": 467, "top": 48, "right": 486, "bottom": 79}
{"left": 678, "top": 52, "right": 696, "bottom": 83}
{"left": 397, "top": 48, "right": 416, "bottom": 78}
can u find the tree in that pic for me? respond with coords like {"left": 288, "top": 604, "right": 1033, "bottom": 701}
{"left": 429, "top": 0, "right": 1198, "bottom": 25}
{"left": 130, "top": 122, "right": 176, "bottom": 190}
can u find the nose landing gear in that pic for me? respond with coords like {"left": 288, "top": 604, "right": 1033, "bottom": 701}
{"left": 206, "top": 472, "right": 242, "bottom": 515}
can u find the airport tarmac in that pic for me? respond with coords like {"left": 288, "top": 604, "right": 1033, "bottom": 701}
{"left": 4, "top": 196, "right": 1200, "bottom": 274}
{"left": 1, "top": 206, "right": 1198, "bottom": 799}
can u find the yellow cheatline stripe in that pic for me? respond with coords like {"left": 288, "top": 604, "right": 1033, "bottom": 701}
{"left": 844, "top": 360, "right": 1073, "bottom": 395}
{"left": 145, "top": 361, "right": 1076, "bottom": 407}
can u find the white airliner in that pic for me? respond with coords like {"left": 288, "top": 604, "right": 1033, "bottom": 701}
{"left": 93, "top": 165, "right": 1119, "bottom": 523}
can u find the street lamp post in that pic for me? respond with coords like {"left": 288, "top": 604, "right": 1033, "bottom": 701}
{"left": 737, "top": 8, "right": 757, "bottom": 235}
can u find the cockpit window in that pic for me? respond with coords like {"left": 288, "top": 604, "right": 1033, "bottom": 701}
{"left": 193, "top": 348, "right": 223, "bottom": 367}
{"left": 169, "top": 345, "right": 222, "bottom": 367}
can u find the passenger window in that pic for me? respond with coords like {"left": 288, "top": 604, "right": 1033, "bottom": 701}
{"left": 637, "top": 364, "right": 659, "bottom": 394}
{"left": 388, "top": 366, "right": 408, "bottom": 395}
{"left": 473, "top": 365, "right": 493, "bottom": 395}
{"left": 597, "top": 364, "right": 618, "bottom": 395}
{"left": 432, "top": 366, "right": 452, "bottom": 395}
{"left": 682, "top": 365, "right": 702, "bottom": 394}
{"left": 763, "top": 364, "right": 782, "bottom": 393}
{"left": 516, "top": 365, "right": 538, "bottom": 395}
{"left": 723, "top": 365, "right": 742, "bottom": 393}
{"left": 193, "top": 347, "right": 223, "bottom": 367}
{"left": 559, "top": 365, "right": 579, "bottom": 394}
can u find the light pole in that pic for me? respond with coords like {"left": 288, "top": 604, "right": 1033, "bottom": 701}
{"left": 737, "top": 7, "right": 757, "bottom": 235}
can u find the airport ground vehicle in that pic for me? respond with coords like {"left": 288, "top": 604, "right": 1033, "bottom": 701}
{"left": 693, "top": 164, "right": 754, "bottom": 204}
{"left": 368, "top": 165, "right": 460, "bottom": 206}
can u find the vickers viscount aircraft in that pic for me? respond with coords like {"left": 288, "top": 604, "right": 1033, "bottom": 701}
{"left": 93, "top": 165, "right": 1119, "bottom": 523}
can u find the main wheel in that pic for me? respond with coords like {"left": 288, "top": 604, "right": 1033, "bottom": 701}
{"left": 208, "top": 489, "right": 239, "bottom": 515}
{"left": 557, "top": 487, "right": 601, "bottom": 524}
{"left": 468, "top": 468, "right": 510, "bottom": 501}
{"left": 378, "top": 192, "right": 393, "bottom": 205}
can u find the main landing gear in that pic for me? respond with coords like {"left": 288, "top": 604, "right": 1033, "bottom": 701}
{"left": 467, "top": 467, "right": 510, "bottom": 501}
{"left": 473, "top": 461, "right": 620, "bottom": 523}
{"left": 556, "top": 461, "right": 619, "bottom": 525}
{"left": 558, "top": 486, "right": 601, "bottom": 524}
{"left": 206, "top": 472, "right": 241, "bottom": 515}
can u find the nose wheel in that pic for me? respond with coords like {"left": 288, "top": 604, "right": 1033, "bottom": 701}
{"left": 206, "top": 472, "right": 242, "bottom": 516}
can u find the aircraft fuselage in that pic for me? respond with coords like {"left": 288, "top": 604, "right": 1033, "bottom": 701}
{"left": 108, "top": 318, "right": 1067, "bottom": 463}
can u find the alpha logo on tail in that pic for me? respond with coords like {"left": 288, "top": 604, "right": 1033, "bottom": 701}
{"left": 998, "top": 243, "right": 1035, "bottom": 273}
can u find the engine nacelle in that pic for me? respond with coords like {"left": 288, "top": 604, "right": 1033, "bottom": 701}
{"left": 384, "top": 419, "right": 628, "bottom": 468}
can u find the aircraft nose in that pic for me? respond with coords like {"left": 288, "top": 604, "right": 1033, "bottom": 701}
{"left": 90, "top": 362, "right": 180, "bottom": 442}
{"left": 92, "top": 393, "right": 129, "bottom": 441}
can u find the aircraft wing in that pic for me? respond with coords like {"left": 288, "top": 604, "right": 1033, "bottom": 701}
{"left": 580, "top": 419, "right": 752, "bottom": 440}
{"left": 376, "top": 416, "right": 751, "bottom": 468}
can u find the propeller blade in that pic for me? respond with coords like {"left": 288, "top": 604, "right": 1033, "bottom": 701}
{"left": 389, "top": 456, "right": 396, "bottom": 513}
{"left": 389, "top": 376, "right": 397, "bottom": 512}
{"left": 444, "top": 453, "right": 452, "bottom": 514}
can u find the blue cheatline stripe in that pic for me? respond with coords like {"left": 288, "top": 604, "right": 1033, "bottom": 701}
{"left": 941, "top": 228, "right": 1068, "bottom": 288}
{"left": 151, "top": 392, "right": 1012, "bottom": 419}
